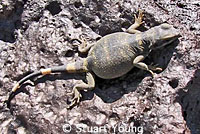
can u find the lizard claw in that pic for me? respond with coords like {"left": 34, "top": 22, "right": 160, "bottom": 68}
{"left": 134, "top": 10, "right": 144, "bottom": 25}
{"left": 67, "top": 88, "right": 82, "bottom": 109}
{"left": 155, "top": 67, "right": 162, "bottom": 72}
{"left": 149, "top": 70, "right": 155, "bottom": 77}
{"left": 148, "top": 64, "right": 162, "bottom": 77}
{"left": 78, "top": 36, "right": 87, "bottom": 51}
{"left": 149, "top": 64, "right": 163, "bottom": 72}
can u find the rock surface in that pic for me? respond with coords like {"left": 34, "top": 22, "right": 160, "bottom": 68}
{"left": 0, "top": 0, "right": 199, "bottom": 133}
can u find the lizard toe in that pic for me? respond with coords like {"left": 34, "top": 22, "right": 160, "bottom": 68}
{"left": 67, "top": 88, "right": 82, "bottom": 109}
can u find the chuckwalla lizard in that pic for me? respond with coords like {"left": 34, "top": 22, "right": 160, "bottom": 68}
{"left": 8, "top": 10, "right": 180, "bottom": 108}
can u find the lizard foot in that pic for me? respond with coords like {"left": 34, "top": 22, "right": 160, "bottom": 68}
{"left": 67, "top": 87, "right": 82, "bottom": 109}
{"left": 148, "top": 70, "right": 155, "bottom": 77}
{"left": 78, "top": 35, "right": 87, "bottom": 51}
{"left": 134, "top": 10, "right": 144, "bottom": 26}
{"left": 78, "top": 35, "right": 94, "bottom": 53}
{"left": 149, "top": 64, "right": 163, "bottom": 72}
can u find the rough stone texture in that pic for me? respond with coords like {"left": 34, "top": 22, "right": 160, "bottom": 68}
{"left": 0, "top": 0, "right": 24, "bottom": 43}
{"left": 0, "top": 0, "right": 199, "bottom": 133}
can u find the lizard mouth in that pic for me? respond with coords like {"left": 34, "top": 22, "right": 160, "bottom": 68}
{"left": 152, "top": 34, "right": 181, "bottom": 49}
{"left": 162, "top": 33, "right": 181, "bottom": 40}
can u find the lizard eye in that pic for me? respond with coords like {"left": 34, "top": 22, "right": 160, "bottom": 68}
{"left": 161, "top": 23, "right": 171, "bottom": 29}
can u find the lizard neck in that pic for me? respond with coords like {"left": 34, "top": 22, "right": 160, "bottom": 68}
{"left": 134, "top": 32, "right": 152, "bottom": 53}
{"left": 143, "top": 27, "right": 158, "bottom": 49}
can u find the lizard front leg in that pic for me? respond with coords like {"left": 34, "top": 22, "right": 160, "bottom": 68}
{"left": 67, "top": 72, "right": 95, "bottom": 108}
{"left": 126, "top": 10, "right": 144, "bottom": 34}
{"left": 133, "top": 55, "right": 162, "bottom": 76}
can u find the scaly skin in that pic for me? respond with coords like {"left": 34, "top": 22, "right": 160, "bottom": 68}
{"left": 7, "top": 10, "right": 180, "bottom": 109}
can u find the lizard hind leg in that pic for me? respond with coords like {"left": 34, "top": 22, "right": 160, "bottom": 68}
{"left": 67, "top": 72, "right": 95, "bottom": 108}
{"left": 78, "top": 36, "right": 94, "bottom": 53}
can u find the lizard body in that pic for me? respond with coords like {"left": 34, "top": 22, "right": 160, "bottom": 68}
{"left": 8, "top": 10, "right": 180, "bottom": 108}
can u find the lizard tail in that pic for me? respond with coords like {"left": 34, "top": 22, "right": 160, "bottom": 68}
{"left": 10, "top": 58, "right": 89, "bottom": 93}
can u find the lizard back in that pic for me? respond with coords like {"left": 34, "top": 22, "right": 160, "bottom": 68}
{"left": 88, "top": 32, "right": 140, "bottom": 79}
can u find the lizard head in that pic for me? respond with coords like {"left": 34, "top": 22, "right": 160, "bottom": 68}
{"left": 150, "top": 23, "right": 181, "bottom": 49}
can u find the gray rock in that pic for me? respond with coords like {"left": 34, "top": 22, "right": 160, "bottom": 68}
{"left": 0, "top": 0, "right": 199, "bottom": 133}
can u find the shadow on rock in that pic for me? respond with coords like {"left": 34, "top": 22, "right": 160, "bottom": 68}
{"left": 0, "top": 1, "right": 25, "bottom": 43}
{"left": 176, "top": 69, "right": 200, "bottom": 134}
